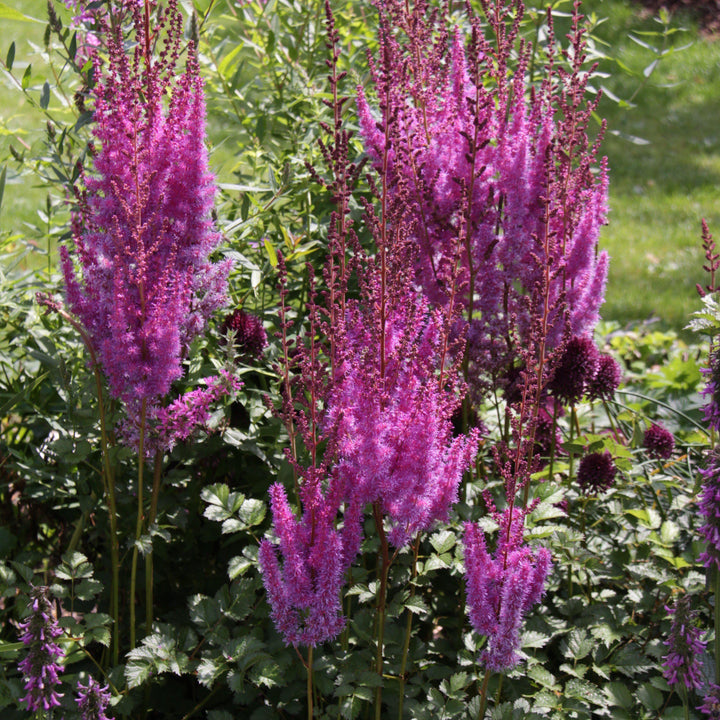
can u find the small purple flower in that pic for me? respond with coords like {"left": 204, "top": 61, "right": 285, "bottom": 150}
{"left": 577, "top": 450, "right": 617, "bottom": 495}
{"left": 76, "top": 676, "right": 112, "bottom": 720}
{"left": 220, "top": 308, "right": 268, "bottom": 359}
{"left": 549, "top": 336, "right": 600, "bottom": 406}
{"left": 699, "top": 683, "right": 720, "bottom": 719}
{"left": 643, "top": 423, "right": 675, "bottom": 460}
{"left": 699, "top": 451, "right": 720, "bottom": 571}
{"left": 587, "top": 353, "right": 622, "bottom": 401}
{"left": 17, "top": 586, "right": 65, "bottom": 712}
{"left": 662, "top": 594, "right": 707, "bottom": 691}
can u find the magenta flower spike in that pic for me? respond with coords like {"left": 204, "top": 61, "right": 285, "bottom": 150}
{"left": 357, "top": 5, "right": 609, "bottom": 394}
{"left": 60, "top": 0, "right": 230, "bottom": 443}
{"left": 463, "top": 509, "right": 552, "bottom": 672}
{"left": 328, "top": 300, "right": 478, "bottom": 549}
{"left": 17, "top": 586, "right": 65, "bottom": 712}
{"left": 258, "top": 478, "right": 348, "bottom": 647}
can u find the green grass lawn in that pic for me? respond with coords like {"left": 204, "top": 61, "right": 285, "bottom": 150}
{"left": 582, "top": 0, "right": 720, "bottom": 334}
{"left": 1, "top": 0, "right": 718, "bottom": 336}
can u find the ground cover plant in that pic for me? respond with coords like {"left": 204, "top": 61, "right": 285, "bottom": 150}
{"left": 0, "top": 0, "right": 719, "bottom": 719}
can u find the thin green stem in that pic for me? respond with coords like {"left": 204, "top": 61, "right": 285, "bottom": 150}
{"left": 397, "top": 536, "right": 421, "bottom": 719}
{"left": 373, "top": 503, "right": 391, "bottom": 720}
{"left": 477, "top": 670, "right": 491, "bottom": 720}
{"left": 130, "top": 399, "right": 147, "bottom": 650}
{"left": 39, "top": 299, "right": 120, "bottom": 665}
{"left": 307, "top": 647, "right": 314, "bottom": 720}
{"left": 145, "top": 451, "right": 163, "bottom": 637}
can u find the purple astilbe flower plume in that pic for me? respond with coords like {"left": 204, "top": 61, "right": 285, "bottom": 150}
{"left": 577, "top": 450, "right": 617, "bottom": 495}
{"left": 60, "top": 0, "right": 230, "bottom": 446}
{"left": 357, "top": 0, "right": 609, "bottom": 396}
{"left": 548, "top": 335, "right": 600, "bottom": 405}
{"left": 258, "top": 475, "right": 349, "bottom": 647}
{"left": 662, "top": 593, "right": 707, "bottom": 691}
{"left": 587, "top": 353, "right": 622, "bottom": 401}
{"left": 643, "top": 422, "right": 675, "bottom": 460}
{"left": 463, "top": 507, "right": 552, "bottom": 672}
{"left": 76, "top": 676, "right": 112, "bottom": 720}
{"left": 151, "top": 370, "right": 242, "bottom": 452}
{"left": 328, "top": 300, "right": 479, "bottom": 549}
{"left": 17, "top": 586, "right": 65, "bottom": 712}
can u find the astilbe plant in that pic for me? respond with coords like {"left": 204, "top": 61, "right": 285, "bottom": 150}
{"left": 258, "top": 3, "right": 478, "bottom": 716}
{"left": 59, "top": 0, "right": 230, "bottom": 446}
{"left": 464, "top": 507, "right": 552, "bottom": 673}
{"left": 357, "top": 0, "right": 609, "bottom": 398}
{"left": 44, "top": 0, "right": 233, "bottom": 659}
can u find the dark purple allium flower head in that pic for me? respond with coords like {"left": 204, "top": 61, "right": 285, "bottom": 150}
{"left": 588, "top": 353, "right": 622, "bottom": 401}
{"left": 464, "top": 508, "right": 552, "bottom": 672}
{"left": 662, "top": 593, "right": 707, "bottom": 691}
{"left": 17, "top": 586, "right": 65, "bottom": 712}
{"left": 76, "top": 676, "right": 112, "bottom": 720}
{"left": 220, "top": 309, "right": 268, "bottom": 359}
{"left": 644, "top": 423, "right": 675, "bottom": 460}
{"left": 60, "top": 0, "right": 230, "bottom": 438}
{"left": 549, "top": 336, "right": 600, "bottom": 405}
{"left": 699, "top": 684, "right": 720, "bottom": 719}
{"left": 577, "top": 450, "right": 617, "bottom": 495}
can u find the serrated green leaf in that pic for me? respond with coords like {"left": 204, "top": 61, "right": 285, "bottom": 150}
{"left": 404, "top": 596, "right": 428, "bottom": 615}
{"left": 604, "top": 681, "right": 633, "bottom": 708}
{"left": 565, "top": 678, "right": 605, "bottom": 706}
{"left": 197, "top": 656, "right": 227, "bottom": 688}
{"left": 228, "top": 556, "right": 253, "bottom": 580}
{"left": 429, "top": 529, "right": 456, "bottom": 554}
{"left": 637, "top": 683, "right": 662, "bottom": 710}
{"left": 527, "top": 665, "right": 560, "bottom": 691}
{"left": 239, "top": 498, "right": 266, "bottom": 527}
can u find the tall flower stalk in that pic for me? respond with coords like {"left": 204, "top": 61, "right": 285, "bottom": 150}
{"left": 57, "top": 0, "right": 230, "bottom": 652}
{"left": 258, "top": 4, "right": 477, "bottom": 718}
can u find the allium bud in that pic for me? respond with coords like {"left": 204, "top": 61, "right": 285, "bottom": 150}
{"left": 76, "top": 676, "right": 112, "bottom": 720}
{"left": 587, "top": 353, "right": 622, "bottom": 401}
{"left": 220, "top": 309, "right": 268, "bottom": 360}
{"left": 17, "top": 586, "right": 65, "bottom": 712}
{"left": 577, "top": 450, "right": 617, "bottom": 495}
{"left": 643, "top": 423, "right": 675, "bottom": 460}
{"left": 549, "top": 336, "right": 600, "bottom": 405}
{"left": 662, "top": 594, "right": 707, "bottom": 691}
